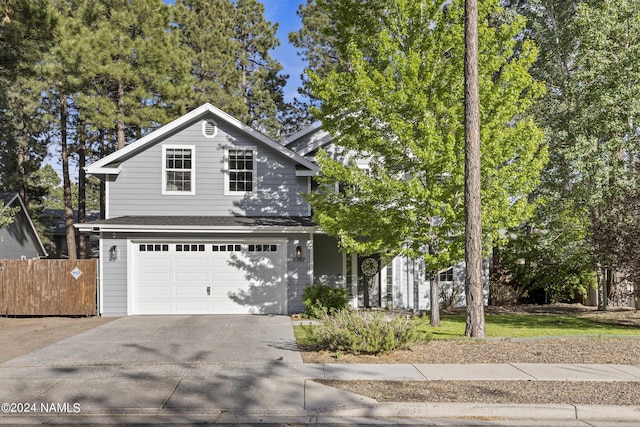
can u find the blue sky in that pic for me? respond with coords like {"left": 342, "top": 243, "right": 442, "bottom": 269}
{"left": 260, "top": 0, "right": 306, "bottom": 103}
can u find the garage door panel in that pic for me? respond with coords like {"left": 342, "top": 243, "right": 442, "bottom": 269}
{"left": 133, "top": 241, "right": 286, "bottom": 315}
{"left": 175, "top": 258, "right": 207, "bottom": 268}
{"left": 175, "top": 301, "right": 209, "bottom": 311}
{"left": 138, "top": 301, "right": 172, "bottom": 312}
{"left": 138, "top": 286, "right": 172, "bottom": 297}
{"left": 175, "top": 285, "right": 207, "bottom": 296}
{"left": 138, "top": 258, "right": 171, "bottom": 268}
{"left": 175, "top": 271, "right": 208, "bottom": 282}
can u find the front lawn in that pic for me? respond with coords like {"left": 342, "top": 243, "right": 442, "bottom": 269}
{"left": 417, "top": 313, "right": 640, "bottom": 339}
{"left": 294, "top": 312, "right": 640, "bottom": 347}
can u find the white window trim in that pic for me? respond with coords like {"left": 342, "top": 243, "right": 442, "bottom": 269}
{"left": 224, "top": 146, "right": 257, "bottom": 196}
{"left": 162, "top": 144, "right": 196, "bottom": 195}
{"left": 202, "top": 119, "right": 218, "bottom": 138}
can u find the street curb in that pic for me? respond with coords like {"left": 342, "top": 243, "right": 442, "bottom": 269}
{"left": 312, "top": 402, "right": 640, "bottom": 421}
{"left": 1, "top": 404, "right": 639, "bottom": 424}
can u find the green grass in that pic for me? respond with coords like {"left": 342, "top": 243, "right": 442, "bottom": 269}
{"left": 294, "top": 313, "right": 640, "bottom": 346}
{"left": 416, "top": 314, "right": 640, "bottom": 339}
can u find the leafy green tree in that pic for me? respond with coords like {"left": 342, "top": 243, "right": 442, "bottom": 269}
{"left": 571, "top": 0, "right": 640, "bottom": 308}
{"left": 494, "top": 200, "right": 595, "bottom": 304}
{"left": 507, "top": 0, "right": 640, "bottom": 309}
{"left": 306, "top": 0, "right": 546, "bottom": 319}
{"left": 0, "top": 202, "right": 18, "bottom": 227}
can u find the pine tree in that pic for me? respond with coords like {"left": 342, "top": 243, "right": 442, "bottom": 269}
{"left": 463, "top": 0, "right": 485, "bottom": 337}
{"left": 0, "top": 0, "right": 56, "bottom": 210}
{"left": 174, "top": 0, "right": 243, "bottom": 113}
{"left": 174, "top": 0, "right": 288, "bottom": 139}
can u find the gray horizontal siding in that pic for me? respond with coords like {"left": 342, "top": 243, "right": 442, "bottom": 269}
{"left": 0, "top": 213, "right": 43, "bottom": 259}
{"left": 101, "top": 238, "right": 128, "bottom": 316}
{"left": 287, "top": 235, "right": 312, "bottom": 314}
{"left": 108, "top": 119, "right": 309, "bottom": 218}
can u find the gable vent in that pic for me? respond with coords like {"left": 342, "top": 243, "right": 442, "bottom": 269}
{"left": 202, "top": 120, "right": 217, "bottom": 138}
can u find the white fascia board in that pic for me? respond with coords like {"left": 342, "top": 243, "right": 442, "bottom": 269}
{"left": 85, "top": 165, "right": 122, "bottom": 175}
{"left": 86, "top": 103, "right": 319, "bottom": 175}
{"left": 295, "top": 169, "right": 317, "bottom": 177}
{"left": 297, "top": 133, "right": 333, "bottom": 157}
{"left": 76, "top": 224, "right": 315, "bottom": 234}
{"left": 282, "top": 121, "right": 322, "bottom": 146}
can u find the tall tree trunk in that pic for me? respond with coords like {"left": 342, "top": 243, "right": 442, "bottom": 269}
{"left": 99, "top": 130, "right": 106, "bottom": 219}
{"left": 464, "top": 0, "right": 485, "bottom": 338}
{"left": 61, "top": 93, "right": 77, "bottom": 260}
{"left": 77, "top": 122, "right": 87, "bottom": 259}
{"left": 16, "top": 132, "right": 29, "bottom": 208}
{"left": 117, "top": 78, "right": 125, "bottom": 150}
{"left": 429, "top": 270, "right": 440, "bottom": 327}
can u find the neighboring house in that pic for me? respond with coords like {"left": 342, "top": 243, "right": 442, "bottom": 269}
{"left": 0, "top": 192, "right": 48, "bottom": 260}
{"left": 42, "top": 209, "right": 101, "bottom": 258}
{"left": 79, "top": 103, "right": 485, "bottom": 316}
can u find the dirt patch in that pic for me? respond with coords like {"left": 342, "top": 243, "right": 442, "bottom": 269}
{"left": 0, "top": 316, "right": 116, "bottom": 363}
{"left": 316, "top": 380, "right": 640, "bottom": 405}
{"left": 304, "top": 304, "right": 640, "bottom": 405}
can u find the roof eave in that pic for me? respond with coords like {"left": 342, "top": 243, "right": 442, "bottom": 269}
{"left": 76, "top": 223, "right": 315, "bottom": 234}
{"left": 86, "top": 103, "right": 319, "bottom": 176}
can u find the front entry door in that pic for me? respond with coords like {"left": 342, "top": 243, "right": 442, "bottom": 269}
{"left": 357, "top": 255, "right": 381, "bottom": 308}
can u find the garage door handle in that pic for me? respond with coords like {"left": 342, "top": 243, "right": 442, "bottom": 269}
{"left": 206, "top": 286, "right": 211, "bottom": 295}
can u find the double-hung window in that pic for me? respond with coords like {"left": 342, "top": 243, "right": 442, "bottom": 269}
{"left": 163, "top": 145, "right": 195, "bottom": 195}
{"left": 439, "top": 267, "right": 454, "bottom": 282}
{"left": 225, "top": 148, "right": 255, "bottom": 194}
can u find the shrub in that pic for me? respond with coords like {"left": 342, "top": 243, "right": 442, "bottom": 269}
{"left": 302, "top": 284, "right": 349, "bottom": 318}
{"left": 309, "top": 309, "right": 422, "bottom": 355}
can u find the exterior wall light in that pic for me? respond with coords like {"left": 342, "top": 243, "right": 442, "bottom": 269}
{"left": 109, "top": 245, "right": 118, "bottom": 262}
{"left": 296, "top": 245, "right": 302, "bottom": 258}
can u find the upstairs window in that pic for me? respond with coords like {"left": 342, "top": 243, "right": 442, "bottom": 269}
{"left": 225, "top": 148, "right": 255, "bottom": 194}
{"left": 163, "top": 145, "right": 195, "bottom": 195}
{"left": 439, "top": 267, "right": 454, "bottom": 282}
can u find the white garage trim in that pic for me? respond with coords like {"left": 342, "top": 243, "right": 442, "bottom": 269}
{"left": 127, "top": 238, "right": 287, "bottom": 315}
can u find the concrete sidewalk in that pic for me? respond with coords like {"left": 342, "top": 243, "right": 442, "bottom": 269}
{"left": 0, "top": 316, "right": 639, "bottom": 425}
{"left": 1, "top": 361, "right": 639, "bottom": 424}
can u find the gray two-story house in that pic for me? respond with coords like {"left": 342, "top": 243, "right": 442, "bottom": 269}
{"left": 80, "top": 103, "right": 479, "bottom": 316}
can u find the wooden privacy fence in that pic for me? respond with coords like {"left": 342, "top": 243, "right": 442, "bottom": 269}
{"left": 0, "top": 259, "right": 97, "bottom": 316}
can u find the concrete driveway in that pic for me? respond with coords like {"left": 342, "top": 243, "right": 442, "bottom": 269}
{"left": 2, "top": 315, "right": 303, "bottom": 366}
{"left": 0, "top": 315, "right": 339, "bottom": 419}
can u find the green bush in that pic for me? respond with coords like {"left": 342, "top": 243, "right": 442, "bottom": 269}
{"left": 302, "top": 284, "right": 349, "bottom": 318}
{"left": 309, "top": 309, "right": 422, "bottom": 355}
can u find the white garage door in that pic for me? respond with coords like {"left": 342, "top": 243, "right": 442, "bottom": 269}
{"left": 132, "top": 241, "right": 286, "bottom": 315}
